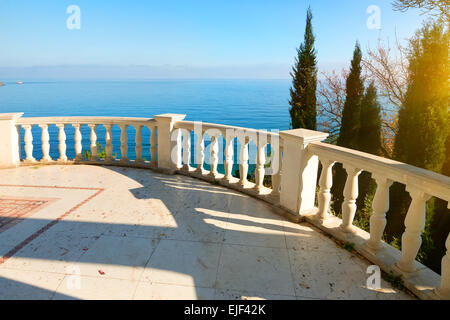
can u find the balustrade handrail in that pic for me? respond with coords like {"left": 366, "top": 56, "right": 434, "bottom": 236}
{"left": 16, "top": 116, "right": 157, "bottom": 126}
{"left": 175, "top": 120, "right": 282, "bottom": 145}
{"left": 309, "top": 141, "right": 450, "bottom": 202}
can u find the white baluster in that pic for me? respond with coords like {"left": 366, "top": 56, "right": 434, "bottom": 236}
{"left": 182, "top": 129, "right": 191, "bottom": 171}
{"left": 224, "top": 135, "right": 234, "bottom": 181}
{"left": 135, "top": 125, "right": 143, "bottom": 163}
{"left": 395, "top": 187, "right": 430, "bottom": 273}
{"left": 436, "top": 229, "right": 450, "bottom": 299}
{"left": 367, "top": 175, "right": 393, "bottom": 250}
{"left": 39, "top": 124, "right": 51, "bottom": 162}
{"left": 23, "top": 125, "right": 35, "bottom": 162}
{"left": 73, "top": 124, "right": 82, "bottom": 161}
{"left": 209, "top": 134, "right": 219, "bottom": 178}
{"left": 239, "top": 138, "right": 249, "bottom": 186}
{"left": 171, "top": 128, "right": 182, "bottom": 169}
{"left": 340, "top": 164, "right": 362, "bottom": 232}
{"left": 196, "top": 132, "right": 205, "bottom": 173}
{"left": 255, "top": 142, "right": 266, "bottom": 193}
{"left": 104, "top": 124, "right": 113, "bottom": 162}
{"left": 271, "top": 146, "right": 282, "bottom": 196}
{"left": 150, "top": 127, "right": 157, "bottom": 166}
{"left": 119, "top": 124, "right": 128, "bottom": 163}
{"left": 56, "top": 124, "right": 67, "bottom": 162}
{"left": 316, "top": 158, "right": 336, "bottom": 223}
{"left": 88, "top": 124, "right": 98, "bottom": 161}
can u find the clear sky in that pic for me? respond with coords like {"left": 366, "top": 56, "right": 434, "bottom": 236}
{"left": 0, "top": 0, "right": 427, "bottom": 78}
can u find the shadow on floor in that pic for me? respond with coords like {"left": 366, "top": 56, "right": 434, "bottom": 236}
{"left": 0, "top": 165, "right": 399, "bottom": 300}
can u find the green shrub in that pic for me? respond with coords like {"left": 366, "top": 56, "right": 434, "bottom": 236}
{"left": 81, "top": 143, "right": 116, "bottom": 161}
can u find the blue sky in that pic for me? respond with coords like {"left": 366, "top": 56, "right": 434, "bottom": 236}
{"left": 0, "top": 0, "right": 427, "bottom": 78}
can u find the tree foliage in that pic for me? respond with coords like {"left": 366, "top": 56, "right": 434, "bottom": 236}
{"left": 289, "top": 7, "right": 318, "bottom": 130}
{"left": 362, "top": 37, "right": 408, "bottom": 157}
{"left": 393, "top": 21, "right": 449, "bottom": 172}
{"left": 332, "top": 42, "right": 367, "bottom": 214}
{"left": 386, "top": 20, "right": 449, "bottom": 270}
{"left": 358, "top": 81, "right": 382, "bottom": 155}
{"left": 337, "top": 42, "right": 365, "bottom": 150}
{"left": 357, "top": 81, "right": 383, "bottom": 209}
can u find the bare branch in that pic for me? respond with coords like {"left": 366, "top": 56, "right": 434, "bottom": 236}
{"left": 317, "top": 65, "right": 401, "bottom": 157}
{"left": 362, "top": 36, "right": 408, "bottom": 109}
{"left": 361, "top": 34, "right": 411, "bottom": 157}
{"left": 316, "top": 69, "right": 348, "bottom": 140}
{"left": 392, "top": 0, "right": 450, "bottom": 20}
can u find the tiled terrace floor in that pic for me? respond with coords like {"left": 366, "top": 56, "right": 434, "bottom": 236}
{"left": 0, "top": 165, "right": 414, "bottom": 300}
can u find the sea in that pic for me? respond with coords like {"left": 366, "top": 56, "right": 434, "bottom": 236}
{"left": 0, "top": 79, "right": 292, "bottom": 170}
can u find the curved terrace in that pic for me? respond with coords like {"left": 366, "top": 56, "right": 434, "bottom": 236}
{"left": 0, "top": 112, "right": 449, "bottom": 300}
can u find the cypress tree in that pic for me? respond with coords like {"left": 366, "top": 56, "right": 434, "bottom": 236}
{"left": 289, "top": 6, "right": 317, "bottom": 130}
{"left": 358, "top": 81, "right": 382, "bottom": 155}
{"left": 337, "top": 42, "right": 365, "bottom": 149}
{"left": 428, "top": 133, "right": 450, "bottom": 273}
{"left": 357, "top": 81, "right": 382, "bottom": 210}
{"left": 386, "top": 21, "right": 449, "bottom": 253}
{"left": 332, "top": 42, "right": 365, "bottom": 214}
{"left": 393, "top": 22, "right": 448, "bottom": 172}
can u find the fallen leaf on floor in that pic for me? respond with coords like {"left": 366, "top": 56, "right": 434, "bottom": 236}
{"left": 196, "top": 258, "right": 208, "bottom": 270}
{"left": 300, "top": 282, "right": 310, "bottom": 289}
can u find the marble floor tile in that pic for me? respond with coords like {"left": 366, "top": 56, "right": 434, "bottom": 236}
{"left": 141, "top": 239, "right": 222, "bottom": 287}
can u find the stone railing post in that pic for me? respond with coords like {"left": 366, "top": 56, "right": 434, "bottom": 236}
{"left": 395, "top": 186, "right": 430, "bottom": 273}
{"left": 104, "top": 124, "right": 113, "bottom": 163}
{"left": 150, "top": 128, "right": 157, "bottom": 167}
{"left": 153, "top": 114, "right": 186, "bottom": 171}
{"left": 0, "top": 113, "right": 23, "bottom": 168}
{"left": 436, "top": 220, "right": 450, "bottom": 299}
{"left": 57, "top": 124, "right": 68, "bottom": 162}
{"left": 366, "top": 175, "right": 393, "bottom": 250}
{"left": 315, "top": 157, "right": 336, "bottom": 223}
{"left": 73, "top": 123, "right": 82, "bottom": 161}
{"left": 135, "top": 125, "right": 143, "bottom": 164}
{"left": 340, "top": 164, "right": 362, "bottom": 232}
{"left": 224, "top": 132, "right": 234, "bottom": 181}
{"left": 22, "top": 124, "right": 35, "bottom": 163}
{"left": 278, "top": 129, "right": 328, "bottom": 215}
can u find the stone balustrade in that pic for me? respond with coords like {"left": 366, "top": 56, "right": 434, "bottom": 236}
{"left": 0, "top": 112, "right": 449, "bottom": 300}
{"left": 14, "top": 116, "right": 157, "bottom": 166}
{"left": 173, "top": 120, "right": 283, "bottom": 200}
{"left": 307, "top": 141, "right": 450, "bottom": 300}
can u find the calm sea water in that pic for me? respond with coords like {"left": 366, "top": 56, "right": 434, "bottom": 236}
{"left": 0, "top": 79, "right": 291, "bottom": 167}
